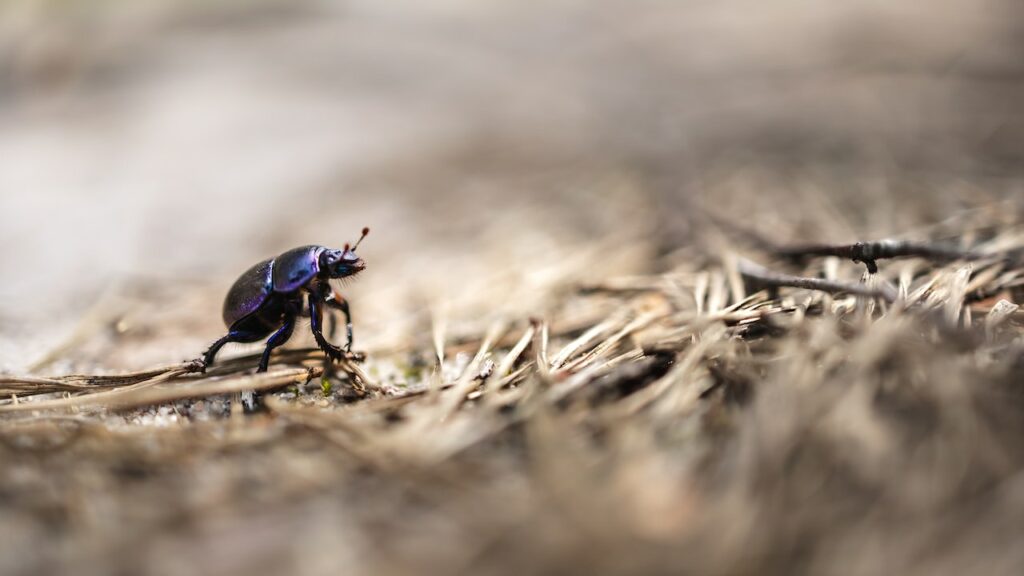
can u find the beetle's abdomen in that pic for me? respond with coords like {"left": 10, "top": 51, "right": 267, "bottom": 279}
{"left": 272, "top": 245, "right": 324, "bottom": 293}
{"left": 222, "top": 258, "right": 274, "bottom": 328}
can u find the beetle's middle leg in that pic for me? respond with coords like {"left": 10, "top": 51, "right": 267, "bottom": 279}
{"left": 308, "top": 292, "right": 345, "bottom": 361}
{"left": 238, "top": 301, "right": 300, "bottom": 412}
{"left": 326, "top": 310, "right": 338, "bottom": 341}
{"left": 316, "top": 281, "right": 354, "bottom": 351}
{"left": 257, "top": 313, "right": 298, "bottom": 373}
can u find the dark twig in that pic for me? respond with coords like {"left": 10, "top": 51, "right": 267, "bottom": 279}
{"left": 737, "top": 258, "right": 897, "bottom": 303}
{"left": 773, "top": 240, "right": 986, "bottom": 274}
{"left": 706, "top": 213, "right": 991, "bottom": 273}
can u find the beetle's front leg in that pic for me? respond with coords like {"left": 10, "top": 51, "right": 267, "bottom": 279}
{"left": 308, "top": 292, "right": 345, "bottom": 361}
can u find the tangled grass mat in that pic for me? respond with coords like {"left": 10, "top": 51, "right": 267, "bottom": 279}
{"left": 2, "top": 209, "right": 1023, "bottom": 576}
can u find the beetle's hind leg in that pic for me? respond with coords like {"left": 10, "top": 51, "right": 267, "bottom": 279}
{"left": 202, "top": 328, "right": 265, "bottom": 371}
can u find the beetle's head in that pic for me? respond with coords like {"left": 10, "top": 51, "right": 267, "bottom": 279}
{"left": 319, "top": 227, "right": 369, "bottom": 278}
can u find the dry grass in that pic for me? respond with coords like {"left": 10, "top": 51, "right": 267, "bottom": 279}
{"left": 2, "top": 201, "right": 1023, "bottom": 575}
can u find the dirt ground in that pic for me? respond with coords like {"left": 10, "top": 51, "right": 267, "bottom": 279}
{"left": 1, "top": 1, "right": 1024, "bottom": 575}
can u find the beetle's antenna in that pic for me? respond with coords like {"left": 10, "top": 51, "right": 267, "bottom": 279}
{"left": 352, "top": 227, "right": 370, "bottom": 251}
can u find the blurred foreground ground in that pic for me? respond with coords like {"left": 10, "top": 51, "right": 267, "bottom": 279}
{"left": 1, "top": 1, "right": 1024, "bottom": 575}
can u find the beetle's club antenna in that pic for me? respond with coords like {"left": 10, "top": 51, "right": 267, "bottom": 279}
{"left": 352, "top": 227, "right": 370, "bottom": 251}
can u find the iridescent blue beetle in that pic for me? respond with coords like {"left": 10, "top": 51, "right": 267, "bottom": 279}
{"left": 203, "top": 228, "right": 369, "bottom": 374}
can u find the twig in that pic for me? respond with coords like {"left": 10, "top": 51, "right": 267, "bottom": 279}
{"left": 706, "top": 212, "right": 991, "bottom": 273}
{"left": 737, "top": 258, "right": 897, "bottom": 303}
{"left": 774, "top": 240, "right": 986, "bottom": 274}
{"left": 0, "top": 367, "right": 320, "bottom": 413}
{"left": 0, "top": 360, "right": 206, "bottom": 398}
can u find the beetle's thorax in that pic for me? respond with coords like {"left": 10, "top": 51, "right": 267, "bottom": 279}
{"left": 271, "top": 245, "right": 326, "bottom": 293}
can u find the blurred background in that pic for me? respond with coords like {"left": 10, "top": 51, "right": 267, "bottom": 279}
{"left": 1, "top": 0, "right": 1023, "bottom": 371}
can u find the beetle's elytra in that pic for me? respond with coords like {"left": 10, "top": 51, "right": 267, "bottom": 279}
{"left": 203, "top": 227, "right": 370, "bottom": 378}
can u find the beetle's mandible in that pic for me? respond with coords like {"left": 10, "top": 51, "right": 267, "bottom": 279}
{"left": 202, "top": 227, "right": 370, "bottom": 377}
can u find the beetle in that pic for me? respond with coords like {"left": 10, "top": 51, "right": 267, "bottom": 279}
{"left": 202, "top": 227, "right": 370, "bottom": 376}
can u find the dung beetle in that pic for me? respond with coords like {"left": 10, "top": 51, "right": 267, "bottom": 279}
{"left": 202, "top": 227, "right": 370, "bottom": 376}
